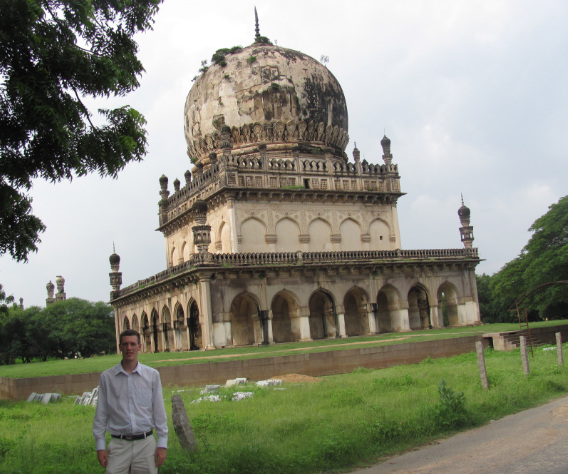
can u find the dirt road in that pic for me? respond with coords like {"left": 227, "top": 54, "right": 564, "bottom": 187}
{"left": 350, "top": 395, "right": 568, "bottom": 474}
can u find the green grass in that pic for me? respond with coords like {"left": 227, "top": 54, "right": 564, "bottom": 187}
{"left": 1, "top": 321, "right": 567, "bottom": 379}
{"left": 1, "top": 343, "right": 568, "bottom": 473}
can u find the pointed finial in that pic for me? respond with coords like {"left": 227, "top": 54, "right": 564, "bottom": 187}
{"left": 254, "top": 7, "right": 260, "bottom": 41}
{"left": 113, "top": 241, "right": 116, "bottom": 253}
{"left": 461, "top": 193, "right": 464, "bottom": 206}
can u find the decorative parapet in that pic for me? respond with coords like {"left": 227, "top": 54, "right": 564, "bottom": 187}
{"left": 159, "top": 152, "right": 403, "bottom": 230}
{"left": 113, "top": 248, "right": 480, "bottom": 301}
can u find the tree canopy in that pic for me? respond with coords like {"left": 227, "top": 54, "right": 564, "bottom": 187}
{"left": 0, "top": 298, "right": 115, "bottom": 364}
{"left": 0, "top": 0, "right": 163, "bottom": 261}
{"left": 484, "top": 195, "right": 568, "bottom": 322}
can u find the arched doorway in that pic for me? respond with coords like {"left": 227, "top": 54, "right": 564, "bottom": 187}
{"left": 122, "top": 315, "right": 130, "bottom": 331}
{"left": 438, "top": 282, "right": 459, "bottom": 327}
{"left": 141, "top": 312, "right": 150, "bottom": 352}
{"left": 151, "top": 309, "right": 160, "bottom": 352}
{"left": 271, "top": 290, "right": 300, "bottom": 343}
{"left": 230, "top": 293, "right": 261, "bottom": 346}
{"left": 344, "top": 287, "right": 368, "bottom": 336}
{"left": 162, "top": 306, "right": 174, "bottom": 351}
{"left": 408, "top": 285, "right": 431, "bottom": 330}
{"left": 131, "top": 314, "right": 139, "bottom": 333}
{"left": 188, "top": 300, "right": 202, "bottom": 350}
{"left": 309, "top": 290, "right": 337, "bottom": 339}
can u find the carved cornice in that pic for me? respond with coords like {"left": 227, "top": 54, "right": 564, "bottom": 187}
{"left": 111, "top": 248, "right": 481, "bottom": 307}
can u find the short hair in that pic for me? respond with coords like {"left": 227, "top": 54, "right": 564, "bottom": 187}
{"left": 119, "top": 328, "right": 141, "bottom": 344}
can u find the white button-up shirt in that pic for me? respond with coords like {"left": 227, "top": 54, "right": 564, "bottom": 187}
{"left": 93, "top": 362, "right": 168, "bottom": 451}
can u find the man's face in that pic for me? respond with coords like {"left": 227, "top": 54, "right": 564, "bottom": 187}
{"left": 120, "top": 335, "right": 141, "bottom": 362}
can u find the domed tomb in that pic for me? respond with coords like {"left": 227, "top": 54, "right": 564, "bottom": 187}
{"left": 184, "top": 43, "right": 349, "bottom": 167}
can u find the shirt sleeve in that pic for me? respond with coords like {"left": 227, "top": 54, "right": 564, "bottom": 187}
{"left": 92, "top": 373, "right": 109, "bottom": 451}
{"left": 153, "top": 370, "right": 168, "bottom": 449}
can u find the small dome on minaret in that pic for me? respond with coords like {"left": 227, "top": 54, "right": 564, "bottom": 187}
{"left": 380, "top": 134, "right": 391, "bottom": 152}
{"left": 458, "top": 195, "right": 471, "bottom": 225}
{"left": 109, "top": 252, "right": 120, "bottom": 267}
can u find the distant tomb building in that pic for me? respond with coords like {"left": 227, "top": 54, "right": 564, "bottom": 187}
{"left": 46, "top": 276, "right": 66, "bottom": 306}
{"left": 108, "top": 29, "right": 481, "bottom": 353}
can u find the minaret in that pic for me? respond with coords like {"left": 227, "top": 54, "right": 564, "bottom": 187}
{"left": 109, "top": 246, "right": 123, "bottom": 298}
{"left": 46, "top": 280, "right": 56, "bottom": 306}
{"left": 55, "top": 275, "right": 66, "bottom": 301}
{"left": 458, "top": 196, "right": 474, "bottom": 249}
{"left": 381, "top": 134, "right": 392, "bottom": 165}
{"left": 192, "top": 200, "right": 211, "bottom": 257}
{"left": 158, "top": 174, "right": 170, "bottom": 226}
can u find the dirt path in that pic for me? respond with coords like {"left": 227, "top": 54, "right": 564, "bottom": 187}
{"left": 349, "top": 395, "right": 568, "bottom": 474}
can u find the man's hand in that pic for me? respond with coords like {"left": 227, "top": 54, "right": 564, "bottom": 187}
{"left": 97, "top": 449, "right": 108, "bottom": 468}
{"left": 155, "top": 447, "right": 167, "bottom": 467}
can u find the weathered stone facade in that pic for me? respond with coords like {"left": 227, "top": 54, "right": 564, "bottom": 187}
{"left": 109, "top": 37, "right": 481, "bottom": 353}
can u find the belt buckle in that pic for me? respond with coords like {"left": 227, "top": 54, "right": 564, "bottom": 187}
{"left": 124, "top": 435, "right": 134, "bottom": 441}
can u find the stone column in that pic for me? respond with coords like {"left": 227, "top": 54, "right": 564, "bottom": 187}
{"left": 337, "top": 313, "right": 347, "bottom": 338}
{"left": 160, "top": 327, "right": 167, "bottom": 353}
{"left": 266, "top": 311, "right": 274, "bottom": 344}
{"left": 114, "top": 310, "right": 121, "bottom": 354}
{"left": 396, "top": 305, "right": 411, "bottom": 332}
{"left": 429, "top": 304, "right": 441, "bottom": 328}
{"left": 199, "top": 277, "right": 214, "bottom": 349}
{"left": 222, "top": 312, "right": 232, "bottom": 347}
{"left": 298, "top": 307, "right": 312, "bottom": 341}
{"left": 367, "top": 307, "right": 377, "bottom": 334}
{"left": 227, "top": 197, "right": 239, "bottom": 253}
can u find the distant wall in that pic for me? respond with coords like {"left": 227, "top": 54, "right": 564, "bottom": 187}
{"left": 0, "top": 335, "right": 483, "bottom": 401}
{"left": 483, "top": 325, "right": 568, "bottom": 351}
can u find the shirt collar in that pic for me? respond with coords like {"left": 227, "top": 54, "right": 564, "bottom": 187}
{"left": 114, "top": 362, "right": 142, "bottom": 376}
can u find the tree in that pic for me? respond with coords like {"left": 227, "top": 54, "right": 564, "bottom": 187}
{"left": 0, "top": 298, "right": 115, "bottom": 364}
{"left": 0, "top": 0, "right": 163, "bottom": 261}
{"left": 0, "top": 283, "right": 15, "bottom": 316}
{"left": 490, "top": 195, "right": 568, "bottom": 320}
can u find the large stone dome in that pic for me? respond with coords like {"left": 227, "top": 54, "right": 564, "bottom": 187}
{"left": 184, "top": 43, "right": 349, "bottom": 165}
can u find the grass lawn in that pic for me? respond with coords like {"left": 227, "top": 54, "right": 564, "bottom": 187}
{"left": 0, "top": 332, "right": 567, "bottom": 473}
{"left": 1, "top": 320, "right": 567, "bottom": 379}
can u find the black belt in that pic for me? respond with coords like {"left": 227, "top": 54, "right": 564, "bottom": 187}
{"left": 111, "top": 429, "right": 153, "bottom": 441}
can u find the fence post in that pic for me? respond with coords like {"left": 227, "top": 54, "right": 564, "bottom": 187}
{"left": 556, "top": 332, "right": 563, "bottom": 366}
{"left": 476, "top": 340, "right": 489, "bottom": 389}
{"left": 520, "top": 336, "right": 530, "bottom": 375}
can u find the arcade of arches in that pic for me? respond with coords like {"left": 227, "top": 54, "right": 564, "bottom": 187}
{"left": 115, "top": 269, "right": 478, "bottom": 352}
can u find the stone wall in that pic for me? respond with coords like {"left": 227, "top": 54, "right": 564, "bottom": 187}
{"left": 1, "top": 335, "right": 482, "bottom": 400}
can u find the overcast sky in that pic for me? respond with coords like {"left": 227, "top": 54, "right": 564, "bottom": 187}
{"left": 2, "top": 0, "right": 567, "bottom": 308}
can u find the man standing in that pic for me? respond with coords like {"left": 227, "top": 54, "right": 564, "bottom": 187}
{"left": 93, "top": 329, "right": 168, "bottom": 473}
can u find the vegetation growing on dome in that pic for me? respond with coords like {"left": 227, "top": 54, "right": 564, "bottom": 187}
{"left": 211, "top": 46, "right": 243, "bottom": 67}
{"left": 247, "top": 55, "right": 257, "bottom": 64}
{"left": 255, "top": 35, "right": 272, "bottom": 45}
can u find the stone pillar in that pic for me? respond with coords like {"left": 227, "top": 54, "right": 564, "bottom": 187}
{"left": 367, "top": 308, "right": 377, "bottom": 334}
{"left": 337, "top": 313, "right": 347, "bottom": 338}
{"left": 397, "top": 306, "right": 411, "bottom": 332}
{"left": 227, "top": 197, "right": 239, "bottom": 253}
{"left": 298, "top": 307, "right": 312, "bottom": 341}
{"left": 266, "top": 312, "right": 274, "bottom": 344}
{"left": 199, "top": 278, "right": 214, "bottom": 349}
{"left": 114, "top": 310, "right": 121, "bottom": 354}
{"left": 222, "top": 312, "right": 232, "bottom": 347}
{"left": 429, "top": 305, "right": 442, "bottom": 328}
{"left": 160, "top": 327, "right": 167, "bottom": 353}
